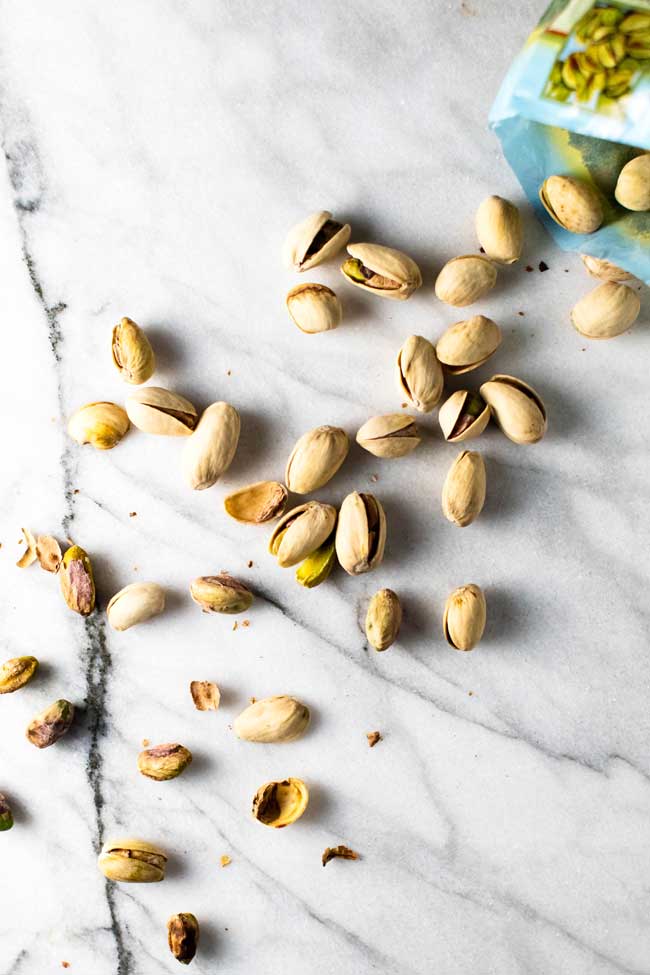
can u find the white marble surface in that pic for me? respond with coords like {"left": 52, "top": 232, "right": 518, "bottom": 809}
{"left": 2, "top": 1, "right": 650, "bottom": 973}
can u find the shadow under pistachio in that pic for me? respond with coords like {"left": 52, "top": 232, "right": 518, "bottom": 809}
{"left": 195, "top": 918, "right": 222, "bottom": 963}
{"left": 482, "top": 586, "right": 522, "bottom": 645}
{"left": 141, "top": 323, "right": 189, "bottom": 377}
{"left": 226, "top": 409, "right": 280, "bottom": 483}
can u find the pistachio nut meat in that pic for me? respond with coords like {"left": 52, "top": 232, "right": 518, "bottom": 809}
{"left": 168, "top": 912, "right": 199, "bottom": 966}
{"left": 442, "top": 450, "right": 486, "bottom": 527}
{"left": 107, "top": 582, "right": 165, "bottom": 631}
{"left": 434, "top": 255, "right": 497, "bottom": 307}
{"left": 539, "top": 175, "right": 603, "bottom": 234}
{"left": 26, "top": 699, "right": 74, "bottom": 748}
{"left": 365, "top": 588, "right": 402, "bottom": 651}
{"left": 438, "top": 390, "right": 490, "bottom": 443}
{"left": 98, "top": 838, "right": 167, "bottom": 882}
{"left": 335, "top": 491, "right": 386, "bottom": 576}
{"left": 59, "top": 544, "right": 95, "bottom": 616}
{"left": 614, "top": 153, "right": 650, "bottom": 211}
{"left": 286, "top": 283, "right": 342, "bottom": 334}
{"left": 67, "top": 401, "right": 130, "bottom": 450}
{"left": 285, "top": 425, "right": 349, "bottom": 494}
{"left": 224, "top": 480, "right": 288, "bottom": 524}
{"left": 190, "top": 574, "right": 253, "bottom": 614}
{"left": 355, "top": 414, "right": 420, "bottom": 458}
{"left": 137, "top": 743, "right": 193, "bottom": 781}
{"left": 0, "top": 793, "right": 13, "bottom": 831}
{"left": 282, "top": 210, "right": 351, "bottom": 271}
{"left": 234, "top": 695, "right": 310, "bottom": 743}
{"left": 0, "top": 655, "right": 39, "bottom": 694}
{"left": 125, "top": 386, "right": 198, "bottom": 436}
{"left": 443, "top": 583, "right": 486, "bottom": 651}
{"left": 182, "top": 401, "right": 240, "bottom": 490}
{"left": 396, "top": 334, "right": 444, "bottom": 412}
{"left": 341, "top": 242, "right": 422, "bottom": 300}
{"left": 436, "top": 315, "right": 502, "bottom": 375}
{"left": 580, "top": 254, "right": 633, "bottom": 282}
{"left": 269, "top": 501, "right": 337, "bottom": 568}
{"left": 475, "top": 195, "right": 522, "bottom": 264}
{"left": 570, "top": 281, "right": 640, "bottom": 339}
{"left": 479, "top": 375, "right": 547, "bottom": 444}
{"left": 252, "top": 777, "right": 309, "bottom": 828}
{"left": 295, "top": 533, "right": 336, "bottom": 588}
{"left": 111, "top": 317, "right": 155, "bottom": 385}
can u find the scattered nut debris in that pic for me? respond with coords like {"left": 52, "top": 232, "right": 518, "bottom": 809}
{"left": 220, "top": 855, "right": 231, "bottom": 867}
{"left": 190, "top": 681, "right": 220, "bottom": 711}
{"left": 401, "top": 402, "right": 408, "bottom": 408}
{"left": 479, "top": 245, "right": 485, "bottom": 253}
{"left": 61, "top": 963, "right": 70, "bottom": 970}
{"left": 232, "top": 621, "right": 238, "bottom": 631}
{"left": 366, "top": 731, "right": 382, "bottom": 748}
{"left": 142, "top": 738, "right": 150, "bottom": 747}
{"left": 242, "top": 619, "right": 250, "bottom": 628}
{"left": 525, "top": 265, "right": 534, "bottom": 272}
{"left": 518, "top": 311, "right": 525, "bottom": 316}
{"left": 468, "top": 691, "right": 474, "bottom": 697}
{"left": 16, "top": 528, "right": 37, "bottom": 568}
{"left": 36, "top": 535, "right": 62, "bottom": 573}
{"left": 247, "top": 560, "right": 253, "bottom": 568}
{"left": 129, "top": 511, "right": 137, "bottom": 518}
{"left": 73, "top": 489, "right": 80, "bottom": 495}
{"left": 538, "top": 260, "right": 549, "bottom": 272}
{"left": 249, "top": 696, "right": 256, "bottom": 704}
{"left": 322, "top": 845, "right": 359, "bottom": 867}
{"left": 226, "top": 370, "right": 231, "bottom": 376}
{"left": 370, "top": 473, "right": 378, "bottom": 483}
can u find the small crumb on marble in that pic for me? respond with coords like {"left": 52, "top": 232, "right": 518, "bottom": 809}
{"left": 232, "top": 621, "right": 238, "bottom": 631}
{"left": 468, "top": 691, "right": 474, "bottom": 697}
{"left": 249, "top": 696, "right": 256, "bottom": 704}
{"left": 242, "top": 619, "right": 250, "bottom": 628}
{"left": 322, "top": 845, "right": 359, "bottom": 866}
{"left": 133, "top": 566, "right": 139, "bottom": 572}
{"left": 539, "top": 260, "right": 549, "bottom": 272}
{"left": 367, "top": 731, "right": 382, "bottom": 748}
{"left": 479, "top": 245, "right": 485, "bottom": 252}
{"left": 226, "top": 369, "right": 232, "bottom": 376}
{"left": 142, "top": 738, "right": 150, "bottom": 747}
{"left": 401, "top": 402, "right": 408, "bottom": 408}
{"left": 61, "top": 963, "right": 70, "bottom": 970}
{"left": 129, "top": 511, "right": 137, "bottom": 518}
{"left": 220, "top": 855, "right": 231, "bottom": 868}
{"left": 73, "top": 489, "right": 80, "bottom": 495}
{"left": 247, "top": 560, "right": 253, "bottom": 568}
{"left": 518, "top": 311, "right": 525, "bottom": 316}
{"left": 370, "top": 473, "right": 378, "bottom": 483}
{"left": 525, "top": 265, "right": 533, "bottom": 272}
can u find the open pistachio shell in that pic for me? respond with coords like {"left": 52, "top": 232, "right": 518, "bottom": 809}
{"left": 436, "top": 315, "right": 502, "bottom": 375}
{"left": 98, "top": 838, "right": 167, "bottom": 882}
{"left": 111, "top": 317, "right": 155, "bottom": 385}
{"left": 475, "top": 195, "right": 522, "bottom": 264}
{"left": 355, "top": 414, "right": 420, "bottom": 458}
{"left": 269, "top": 501, "right": 337, "bottom": 568}
{"left": 137, "top": 743, "right": 192, "bottom": 781}
{"left": 285, "top": 425, "right": 349, "bottom": 494}
{"left": 396, "top": 334, "right": 444, "bottom": 412}
{"left": 614, "top": 154, "right": 650, "bottom": 211}
{"left": 580, "top": 254, "right": 634, "bottom": 282}
{"left": 125, "top": 387, "right": 198, "bottom": 436}
{"left": 539, "top": 175, "right": 603, "bottom": 234}
{"left": 286, "top": 283, "right": 342, "bottom": 333}
{"left": 443, "top": 584, "right": 486, "bottom": 651}
{"left": 341, "top": 243, "right": 422, "bottom": 300}
{"left": 442, "top": 450, "right": 486, "bottom": 527}
{"left": 479, "top": 375, "right": 546, "bottom": 445}
{"left": 434, "top": 255, "right": 497, "bottom": 307}
{"left": 252, "top": 777, "right": 309, "bottom": 828}
{"left": 234, "top": 695, "right": 310, "bottom": 743}
{"left": 224, "top": 481, "right": 288, "bottom": 523}
{"left": 571, "top": 281, "right": 640, "bottom": 339}
{"left": 282, "top": 210, "right": 351, "bottom": 271}
{"left": 335, "top": 491, "right": 386, "bottom": 576}
{"left": 438, "top": 391, "right": 490, "bottom": 443}
{"left": 67, "top": 402, "right": 130, "bottom": 450}
{"left": 107, "top": 582, "right": 165, "bottom": 632}
{"left": 182, "top": 401, "right": 240, "bottom": 490}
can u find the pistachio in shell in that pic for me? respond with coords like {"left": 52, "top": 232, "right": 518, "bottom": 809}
{"left": 285, "top": 425, "right": 349, "bottom": 494}
{"left": 341, "top": 242, "right": 422, "bottom": 300}
{"left": 479, "top": 375, "right": 547, "bottom": 445}
{"left": 0, "top": 793, "right": 13, "bottom": 831}
{"left": 0, "top": 655, "right": 39, "bottom": 694}
{"left": 443, "top": 584, "right": 486, "bottom": 651}
{"left": 436, "top": 315, "right": 501, "bottom": 375}
{"left": 295, "top": 533, "right": 336, "bottom": 588}
{"left": 365, "top": 588, "right": 402, "bottom": 651}
{"left": 59, "top": 544, "right": 95, "bottom": 616}
{"left": 190, "top": 574, "right": 253, "bottom": 614}
{"left": 137, "top": 743, "right": 193, "bottom": 781}
{"left": 107, "top": 582, "right": 165, "bottom": 632}
{"left": 26, "top": 699, "right": 74, "bottom": 748}
{"left": 125, "top": 386, "right": 198, "bottom": 436}
{"left": 438, "top": 391, "right": 490, "bottom": 443}
{"left": 442, "top": 450, "right": 486, "bottom": 527}
{"left": 252, "top": 777, "right": 309, "bottom": 828}
{"left": 580, "top": 254, "right": 634, "bottom": 282}
{"left": 434, "top": 255, "right": 497, "bottom": 307}
{"left": 111, "top": 317, "right": 155, "bottom": 385}
{"left": 168, "top": 912, "right": 199, "bottom": 966}
{"left": 269, "top": 501, "right": 337, "bottom": 568}
{"left": 224, "top": 481, "right": 288, "bottom": 524}
{"left": 355, "top": 414, "right": 420, "bottom": 458}
{"left": 282, "top": 210, "right": 351, "bottom": 271}
{"left": 98, "top": 838, "right": 167, "bottom": 882}
{"left": 570, "top": 281, "right": 640, "bottom": 340}
{"left": 234, "top": 695, "right": 310, "bottom": 743}
{"left": 539, "top": 175, "right": 603, "bottom": 234}
{"left": 182, "top": 401, "right": 240, "bottom": 490}
{"left": 614, "top": 153, "right": 650, "bottom": 211}
{"left": 286, "top": 283, "right": 342, "bottom": 334}
{"left": 67, "top": 402, "right": 130, "bottom": 450}
{"left": 475, "top": 195, "right": 522, "bottom": 264}
{"left": 335, "top": 492, "right": 386, "bottom": 576}
{"left": 396, "top": 334, "right": 444, "bottom": 412}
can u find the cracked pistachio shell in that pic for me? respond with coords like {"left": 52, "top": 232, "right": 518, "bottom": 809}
{"left": 269, "top": 501, "right": 337, "bottom": 568}
{"left": 60, "top": 545, "right": 95, "bottom": 616}
{"left": 615, "top": 154, "right": 650, "bottom": 211}
{"left": 365, "top": 588, "right": 402, "bottom": 651}
{"left": 190, "top": 574, "right": 253, "bottom": 614}
{"left": 286, "top": 283, "right": 342, "bottom": 334}
{"left": 443, "top": 584, "right": 486, "bottom": 651}
{"left": 252, "top": 777, "right": 309, "bottom": 828}
{"left": 396, "top": 334, "right": 443, "bottom": 412}
{"left": 435, "top": 256, "right": 497, "bottom": 307}
{"left": 285, "top": 425, "right": 349, "bottom": 494}
{"left": 224, "top": 481, "right": 288, "bottom": 524}
{"left": 479, "top": 375, "right": 547, "bottom": 445}
{"left": 341, "top": 243, "right": 422, "bottom": 300}
{"left": 0, "top": 793, "right": 13, "bottom": 831}
{"left": 98, "top": 838, "right": 167, "bottom": 883}
{"left": 234, "top": 695, "right": 310, "bottom": 743}
{"left": 571, "top": 281, "right": 640, "bottom": 339}
{"left": 107, "top": 582, "right": 165, "bottom": 631}
{"left": 68, "top": 401, "right": 130, "bottom": 450}
{"left": 137, "top": 743, "right": 192, "bottom": 781}
{"left": 26, "top": 699, "right": 74, "bottom": 748}
{"left": 539, "top": 175, "right": 603, "bottom": 234}
{"left": 182, "top": 401, "right": 240, "bottom": 490}
{"left": 438, "top": 391, "right": 490, "bottom": 443}
{"left": 442, "top": 451, "right": 486, "bottom": 527}
{"left": 125, "top": 386, "right": 198, "bottom": 436}
{"left": 475, "top": 195, "right": 523, "bottom": 264}
{"left": 580, "top": 254, "right": 634, "bottom": 282}
{"left": 0, "top": 655, "right": 39, "bottom": 694}
{"left": 436, "top": 315, "right": 502, "bottom": 375}
{"left": 168, "top": 913, "right": 199, "bottom": 966}
{"left": 295, "top": 534, "right": 336, "bottom": 588}
{"left": 111, "top": 317, "right": 155, "bottom": 385}
{"left": 335, "top": 492, "right": 386, "bottom": 576}
{"left": 282, "top": 210, "right": 351, "bottom": 271}
{"left": 355, "top": 414, "right": 420, "bottom": 458}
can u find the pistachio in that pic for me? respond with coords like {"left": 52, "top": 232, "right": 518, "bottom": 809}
{"left": 295, "top": 533, "right": 336, "bottom": 588}
{"left": 436, "top": 315, "right": 502, "bottom": 375}
{"left": 168, "top": 912, "right": 199, "bottom": 966}
{"left": 111, "top": 317, "right": 155, "bottom": 385}
{"left": 282, "top": 210, "right": 351, "bottom": 271}
{"left": 137, "top": 743, "right": 193, "bottom": 781}
{"left": 67, "top": 402, "right": 130, "bottom": 450}
{"left": 36, "top": 535, "right": 62, "bottom": 573}
{"left": 570, "top": 281, "right": 640, "bottom": 339}
{"left": 335, "top": 491, "right": 386, "bottom": 576}
{"left": 435, "top": 255, "right": 497, "bottom": 307}
{"left": 26, "top": 699, "right": 74, "bottom": 748}
{"left": 620, "top": 12, "right": 650, "bottom": 33}
{"left": 190, "top": 574, "right": 253, "bottom": 614}
{"left": 252, "top": 777, "right": 309, "bottom": 828}
{"left": 224, "top": 481, "right": 288, "bottom": 524}
{"left": 479, "top": 375, "right": 547, "bottom": 444}
{"left": 539, "top": 175, "right": 603, "bottom": 234}
{"left": 182, "top": 402, "right": 240, "bottom": 490}
{"left": 580, "top": 254, "right": 634, "bottom": 282}
{"left": 341, "top": 243, "right": 422, "bottom": 300}
{"left": 16, "top": 527, "right": 37, "bottom": 568}
{"left": 355, "top": 414, "right": 420, "bottom": 458}
{"left": 190, "top": 680, "right": 220, "bottom": 711}
{"left": 438, "top": 391, "right": 490, "bottom": 443}
{"left": 614, "top": 153, "right": 650, "bottom": 211}
{"left": 286, "top": 283, "right": 342, "bottom": 334}
{"left": 0, "top": 793, "right": 13, "bottom": 831}
{"left": 475, "top": 196, "right": 522, "bottom": 264}
{"left": 107, "top": 582, "right": 165, "bottom": 631}
{"left": 98, "top": 838, "right": 167, "bottom": 882}
{"left": 285, "top": 425, "right": 349, "bottom": 494}
{"left": 396, "top": 334, "right": 444, "bottom": 413}
{"left": 269, "top": 501, "right": 337, "bottom": 568}
{"left": 59, "top": 544, "right": 95, "bottom": 616}
{"left": 442, "top": 450, "right": 486, "bottom": 527}
{"left": 443, "top": 584, "right": 486, "bottom": 651}
{"left": 125, "top": 386, "right": 198, "bottom": 436}
{"left": 0, "top": 655, "right": 39, "bottom": 694}
{"left": 365, "top": 588, "right": 402, "bottom": 651}
{"left": 234, "top": 695, "right": 310, "bottom": 743}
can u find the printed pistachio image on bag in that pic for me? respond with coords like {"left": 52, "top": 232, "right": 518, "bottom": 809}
{"left": 490, "top": 0, "right": 650, "bottom": 282}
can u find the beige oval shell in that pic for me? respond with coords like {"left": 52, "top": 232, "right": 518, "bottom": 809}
{"left": 365, "top": 589, "right": 402, "bottom": 651}
{"left": 479, "top": 375, "right": 547, "bottom": 445}
{"left": 614, "top": 154, "right": 650, "bottom": 211}
{"left": 436, "top": 315, "right": 502, "bottom": 374}
{"left": 438, "top": 391, "right": 490, "bottom": 443}
{"left": 571, "top": 281, "right": 640, "bottom": 339}
{"left": 182, "top": 402, "right": 240, "bottom": 490}
{"left": 441, "top": 451, "right": 486, "bottom": 527}
{"left": 234, "top": 695, "right": 310, "bottom": 743}
{"left": 285, "top": 425, "right": 349, "bottom": 494}
{"left": 125, "top": 387, "right": 198, "bottom": 436}
{"left": 335, "top": 492, "right": 386, "bottom": 576}
{"left": 107, "top": 582, "right": 165, "bottom": 632}
{"left": 342, "top": 242, "right": 422, "bottom": 300}
{"left": 98, "top": 838, "right": 167, "bottom": 882}
{"left": 443, "top": 583, "right": 486, "bottom": 651}
{"left": 282, "top": 211, "right": 351, "bottom": 271}
{"left": 580, "top": 254, "right": 634, "bottom": 282}
{"left": 286, "top": 283, "right": 342, "bottom": 334}
{"left": 396, "top": 334, "right": 443, "bottom": 412}
{"left": 111, "top": 317, "right": 155, "bottom": 385}
{"left": 539, "top": 175, "right": 603, "bottom": 234}
{"left": 269, "top": 502, "right": 337, "bottom": 568}
{"left": 475, "top": 195, "right": 522, "bottom": 264}
{"left": 434, "top": 255, "right": 497, "bottom": 307}
{"left": 67, "top": 402, "right": 130, "bottom": 450}
{"left": 356, "top": 414, "right": 420, "bottom": 458}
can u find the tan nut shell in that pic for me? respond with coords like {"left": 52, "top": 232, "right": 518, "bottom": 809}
{"left": 571, "top": 281, "right": 641, "bottom": 339}
{"left": 539, "top": 175, "right": 603, "bottom": 234}
{"left": 475, "top": 195, "right": 522, "bottom": 264}
{"left": 190, "top": 574, "right": 253, "bottom": 614}
{"left": 580, "top": 254, "right": 634, "bottom": 282}
{"left": 335, "top": 492, "right": 386, "bottom": 576}
{"left": 614, "top": 154, "right": 650, "bottom": 211}
{"left": 234, "top": 695, "right": 310, "bottom": 743}
{"left": 343, "top": 242, "right": 422, "bottom": 300}
{"left": 442, "top": 451, "right": 486, "bottom": 527}
{"left": 182, "top": 401, "right": 240, "bottom": 490}
{"left": 269, "top": 501, "right": 337, "bottom": 568}
{"left": 396, "top": 334, "right": 444, "bottom": 412}
{"left": 224, "top": 481, "right": 288, "bottom": 523}
{"left": 285, "top": 425, "right": 349, "bottom": 494}
{"left": 434, "top": 255, "right": 497, "bottom": 307}
{"left": 282, "top": 210, "right": 351, "bottom": 271}
{"left": 365, "top": 588, "right": 402, "bottom": 651}
{"left": 286, "top": 283, "right": 342, "bottom": 334}
{"left": 125, "top": 387, "right": 198, "bottom": 436}
{"left": 98, "top": 838, "right": 167, "bottom": 883}
{"left": 111, "top": 317, "right": 155, "bottom": 385}
{"left": 436, "top": 315, "right": 502, "bottom": 375}
{"left": 479, "top": 375, "right": 547, "bottom": 445}
{"left": 443, "top": 584, "right": 486, "bottom": 651}
{"left": 107, "top": 582, "right": 165, "bottom": 632}
{"left": 67, "top": 402, "right": 130, "bottom": 450}
{"left": 438, "top": 391, "right": 491, "bottom": 443}
{"left": 355, "top": 414, "right": 420, "bottom": 458}
{"left": 252, "top": 777, "right": 309, "bottom": 828}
